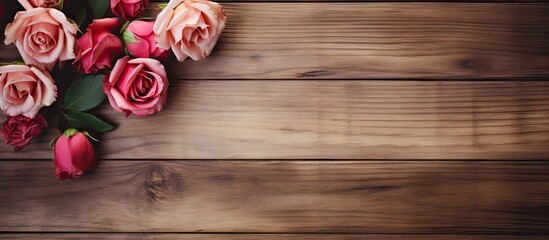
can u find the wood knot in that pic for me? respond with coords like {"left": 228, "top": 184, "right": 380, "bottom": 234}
{"left": 461, "top": 59, "right": 476, "bottom": 69}
{"left": 142, "top": 165, "right": 181, "bottom": 202}
{"left": 297, "top": 69, "right": 331, "bottom": 78}
{"left": 250, "top": 54, "right": 260, "bottom": 61}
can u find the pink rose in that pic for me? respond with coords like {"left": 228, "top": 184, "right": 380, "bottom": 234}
{"left": 2, "top": 114, "right": 47, "bottom": 152}
{"left": 0, "top": 65, "right": 57, "bottom": 118}
{"left": 123, "top": 20, "right": 168, "bottom": 60}
{"left": 53, "top": 129, "right": 96, "bottom": 180}
{"left": 73, "top": 18, "right": 123, "bottom": 74}
{"left": 111, "top": 0, "right": 149, "bottom": 21}
{"left": 4, "top": 8, "right": 78, "bottom": 70}
{"left": 18, "top": 0, "right": 62, "bottom": 8}
{"left": 154, "top": 0, "right": 226, "bottom": 61}
{"left": 103, "top": 56, "right": 168, "bottom": 117}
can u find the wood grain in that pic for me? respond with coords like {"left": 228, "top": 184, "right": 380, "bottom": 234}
{"left": 2, "top": 234, "right": 549, "bottom": 240}
{"left": 2, "top": 3, "right": 549, "bottom": 79}
{"left": 2, "top": 81, "right": 549, "bottom": 160}
{"left": 153, "top": 0, "right": 549, "bottom": 2}
{"left": 1, "top": 161, "right": 548, "bottom": 233}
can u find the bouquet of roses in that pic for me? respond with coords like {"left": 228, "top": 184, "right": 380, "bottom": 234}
{"left": 0, "top": 0, "right": 226, "bottom": 180}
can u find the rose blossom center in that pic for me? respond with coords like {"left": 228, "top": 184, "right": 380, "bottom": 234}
{"left": 139, "top": 79, "right": 150, "bottom": 95}
{"left": 5, "top": 73, "right": 38, "bottom": 104}
{"left": 29, "top": 25, "right": 57, "bottom": 53}
{"left": 136, "top": 73, "right": 153, "bottom": 97}
{"left": 9, "top": 86, "right": 28, "bottom": 101}
{"left": 136, "top": 2, "right": 146, "bottom": 16}
{"left": 41, "top": 0, "right": 58, "bottom": 7}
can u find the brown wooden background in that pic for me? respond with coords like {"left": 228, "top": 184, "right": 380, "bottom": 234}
{"left": 1, "top": 1, "right": 549, "bottom": 239}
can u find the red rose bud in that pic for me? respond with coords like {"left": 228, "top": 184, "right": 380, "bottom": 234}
{"left": 73, "top": 18, "right": 123, "bottom": 74}
{"left": 123, "top": 20, "right": 168, "bottom": 60}
{"left": 53, "top": 129, "right": 96, "bottom": 180}
{"left": 1, "top": 114, "right": 47, "bottom": 152}
{"left": 111, "top": 0, "right": 149, "bottom": 21}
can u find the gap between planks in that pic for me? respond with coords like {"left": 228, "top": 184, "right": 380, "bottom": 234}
{"left": 1, "top": 233, "right": 549, "bottom": 240}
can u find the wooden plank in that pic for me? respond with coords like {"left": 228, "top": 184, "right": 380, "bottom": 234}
{"left": 1, "top": 161, "right": 548, "bottom": 233}
{"left": 153, "top": 0, "right": 549, "bottom": 2}
{"left": 149, "top": 0, "right": 549, "bottom": 2}
{"left": 2, "top": 3, "right": 549, "bottom": 79}
{"left": 1, "top": 234, "right": 549, "bottom": 240}
{"left": 2, "top": 81, "right": 549, "bottom": 160}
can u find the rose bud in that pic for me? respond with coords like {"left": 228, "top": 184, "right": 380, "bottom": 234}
{"left": 123, "top": 20, "right": 168, "bottom": 60}
{"left": 73, "top": 18, "right": 123, "bottom": 74}
{"left": 53, "top": 128, "right": 96, "bottom": 180}
{"left": 0, "top": 65, "right": 57, "bottom": 118}
{"left": 18, "top": 0, "right": 63, "bottom": 8}
{"left": 111, "top": 0, "right": 149, "bottom": 21}
{"left": 103, "top": 56, "right": 168, "bottom": 117}
{"left": 2, "top": 114, "right": 47, "bottom": 152}
{"left": 154, "top": 0, "right": 227, "bottom": 61}
{"left": 4, "top": 7, "right": 78, "bottom": 70}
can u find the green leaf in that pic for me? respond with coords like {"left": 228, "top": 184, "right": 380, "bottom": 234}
{"left": 0, "top": 60, "right": 26, "bottom": 66}
{"left": 53, "top": 0, "right": 64, "bottom": 11}
{"left": 50, "top": 137, "right": 59, "bottom": 149}
{"left": 63, "top": 128, "right": 79, "bottom": 137}
{"left": 158, "top": 3, "right": 168, "bottom": 9}
{"left": 74, "top": 7, "right": 87, "bottom": 29}
{"left": 64, "top": 74, "right": 106, "bottom": 111}
{"left": 81, "top": 131, "right": 99, "bottom": 142}
{"left": 88, "top": 0, "right": 110, "bottom": 19}
{"left": 120, "top": 21, "right": 130, "bottom": 33}
{"left": 122, "top": 30, "right": 137, "bottom": 44}
{"left": 65, "top": 111, "right": 115, "bottom": 133}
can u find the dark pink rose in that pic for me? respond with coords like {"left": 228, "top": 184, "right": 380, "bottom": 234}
{"left": 111, "top": 0, "right": 149, "bottom": 21}
{"left": 73, "top": 18, "right": 123, "bottom": 74}
{"left": 123, "top": 20, "right": 168, "bottom": 60}
{"left": 2, "top": 114, "right": 47, "bottom": 152}
{"left": 53, "top": 129, "right": 96, "bottom": 180}
{"left": 103, "top": 56, "right": 168, "bottom": 117}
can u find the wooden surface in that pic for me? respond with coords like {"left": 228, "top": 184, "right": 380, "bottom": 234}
{"left": 2, "top": 81, "right": 549, "bottom": 160}
{"left": 2, "top": 161, "right": 549, "bottom": 233}
{"left": 3, "top": 234, "right": 549, "bottom": 240}
{"left": 2, "top": 3, "right": 549, "bottom": 79}
{"left": 1, "top": 1, "right": 549, "bottom": 240}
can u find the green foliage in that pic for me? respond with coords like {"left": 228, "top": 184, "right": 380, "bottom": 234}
{"left": 65, "top": 111, "right": 115, "bottom": 133}
{"left": 65, "top": 74, "right": 106, "bottom": 112}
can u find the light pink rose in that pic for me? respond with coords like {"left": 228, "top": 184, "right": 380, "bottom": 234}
{"left": 111, "top": 0, "right": 149, "bottom": 21}
{"left": 4, "top": 8, "right": 77, "bottom": 70}
{"left": 123, "top": 20, "right": 168, "bottom": 60}
{"left": 0, "top": 65, "right": 57, "bottom": 118}
{"left": 73, "top": 18, "right": 123, "bottom": 74}
{"left": 154, "top": 0, "right": 227, "bottom": 61}
{"left": 53, "top": 129, "right": 96, "bottom": 180}
{"left": 103, "top": 56, "right": 168, "bottom": 117}
{"left": 18, "top": 0, "right": 62, "bottom": 9}
{"left": 2, "top": 114, "right": 47, "bottom": 152}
